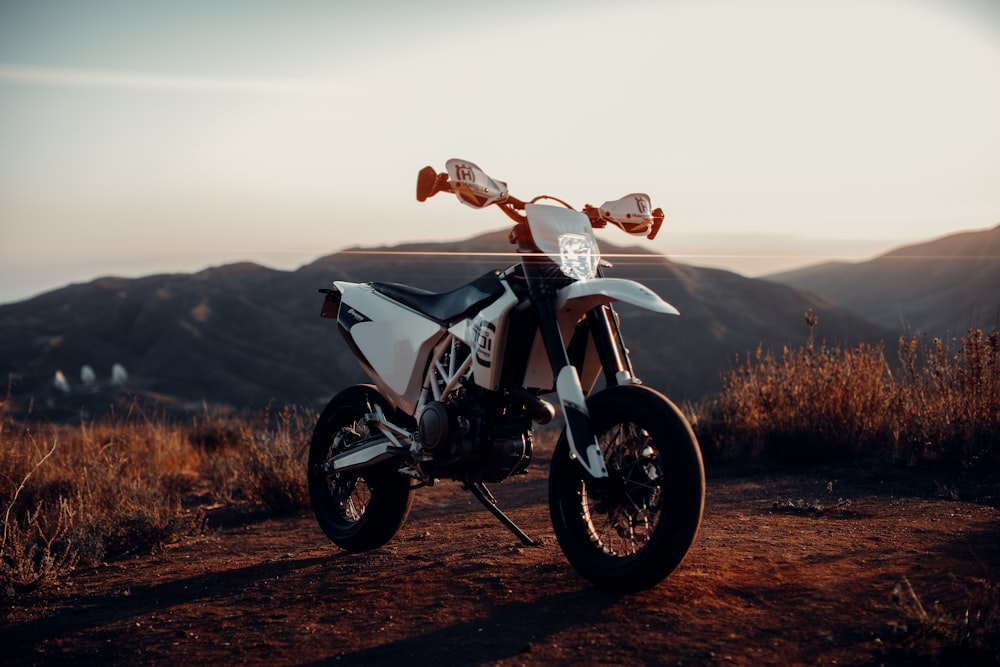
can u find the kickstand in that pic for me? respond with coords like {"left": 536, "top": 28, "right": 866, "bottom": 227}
{"left": 465, "top": 481, "right": 541, "bottom": 547}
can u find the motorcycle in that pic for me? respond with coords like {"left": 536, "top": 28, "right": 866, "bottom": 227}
{"left": 309, "top": 159, "right": 705, "bottom": 592}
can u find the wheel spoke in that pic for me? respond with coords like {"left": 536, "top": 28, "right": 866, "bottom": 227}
{"left": 321, "top": 418, "right": 377, "bottom": 524}
{"left": 579, "top": 419, "right": 666, "bottom": 556}
{"left": 343, "top": 497, "right": 360, "bottom": 521}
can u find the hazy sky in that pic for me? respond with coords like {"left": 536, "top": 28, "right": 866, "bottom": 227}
{"left": 2, "top": 0, "right": 999, "bottom": 304}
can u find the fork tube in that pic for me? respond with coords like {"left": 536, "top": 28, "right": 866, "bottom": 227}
{"left": 587, "top": 305, "right": 636, "bottom": 386}
{"left": 532, "top": 287, "right": 574, "bottom": 378}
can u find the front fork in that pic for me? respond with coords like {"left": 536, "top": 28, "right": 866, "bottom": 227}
{"left": 586, "top": 302, "right": 639, "bottom": 388}
{"left": 529, "top": 282, "right": 615, "bottom": 481}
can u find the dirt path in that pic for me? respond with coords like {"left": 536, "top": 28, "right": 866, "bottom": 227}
{"left": 5, "top": 464, "right": 999, "bottom": 666}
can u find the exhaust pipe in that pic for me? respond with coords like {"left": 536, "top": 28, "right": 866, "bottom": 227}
{"left": 514, "top": 390, "right": 556, "bottom": 425}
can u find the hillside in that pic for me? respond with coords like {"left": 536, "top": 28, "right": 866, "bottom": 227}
{"left": 0, "top": 230, "right": 886, "bottom": 418}
{"left": 766, "top": 224, "right": 1000, "bottom": 336}
{"left": 0, "top": 262, "right": 338, "bottom": 417}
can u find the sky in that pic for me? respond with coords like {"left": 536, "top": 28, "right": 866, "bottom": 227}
{"left": 1, "top": 0, "right": 999, "bottom": 304}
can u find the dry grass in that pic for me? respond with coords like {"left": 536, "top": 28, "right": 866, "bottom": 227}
{"left": 890, "top": 576, "right": 1000, "bottom": 666}
{"left": 693, "top": 319, "right": 999, "bottom": 467}
{"left": 184, "top": 405, "right": 312, "bottom": 511}
{"left": 1, "top": 401, "right": 311, "bottom": 600}
{"left": 0, "top": 407, "right": 204, "bottom": 598}
{"left": 238, "top": 405, "right": 313, "bottom": 514}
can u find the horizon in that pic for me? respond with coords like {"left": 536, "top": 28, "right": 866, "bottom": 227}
{"left": 3, "top": 222, "right": 996, "bottom": 306}
{"left": 2, "top": 0, "right": 999, "bottom": 305}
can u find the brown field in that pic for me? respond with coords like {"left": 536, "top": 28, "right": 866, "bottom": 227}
{"left": 3, "top": 329, "right": 998, "bottom": 665}
{"left": 4, "top": 452, "right": 999, "bottom": 666}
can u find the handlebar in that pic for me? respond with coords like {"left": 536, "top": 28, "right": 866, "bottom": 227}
{"left": 415, "top": 162, "right": 664, "bottom": 240}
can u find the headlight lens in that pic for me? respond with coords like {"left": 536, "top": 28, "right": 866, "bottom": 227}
{"left": 558, "top": 233, "right": 599, "bottom": 281}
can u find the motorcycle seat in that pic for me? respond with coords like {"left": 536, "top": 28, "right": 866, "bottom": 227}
{"left": 371, "top": 270, "right": 506, "bottom": 324}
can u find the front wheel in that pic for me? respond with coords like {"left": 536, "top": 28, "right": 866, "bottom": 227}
{"left": 308, "top": 385, "right": 415, "bottom": 553}
{"left": 549, "top": 385, "right": 705, "bottom": 592}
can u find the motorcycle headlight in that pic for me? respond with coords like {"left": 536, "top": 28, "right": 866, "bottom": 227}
{"left": 558, "top": 233, "right": 600, "bottom": 281}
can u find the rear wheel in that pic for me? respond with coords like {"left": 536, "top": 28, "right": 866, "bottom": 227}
{"left": 549, "top": 385, "right": 705, "bottom": 592}
{"left": 308, "top": 385, "right": 414, "bottom": 552}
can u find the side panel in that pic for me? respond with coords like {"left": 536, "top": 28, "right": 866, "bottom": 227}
{"left": 335, "top": 282, "right": 445, "bottom": 415}
{"left": 448, "top": 283, "right": 519, "bottom": 390}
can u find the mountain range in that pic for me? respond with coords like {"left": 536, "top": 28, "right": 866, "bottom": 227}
{"left": 1, "top": 224, "right": 995, "bottom": 419}
{"left": 766, "top": 224, "right": 1000, "bottom": 336}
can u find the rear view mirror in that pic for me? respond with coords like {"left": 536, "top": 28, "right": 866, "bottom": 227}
{"left": 416, "top": 166, "right": 440, "bottom": 202}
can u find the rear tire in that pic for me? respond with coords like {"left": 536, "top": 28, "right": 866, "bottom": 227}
{"left": 308, "top": 385, "right": 414, "bottom": 552}
{"left": 549, "top": 385, "right": 705, "bottom": 592}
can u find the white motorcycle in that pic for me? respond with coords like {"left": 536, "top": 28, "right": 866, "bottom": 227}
{"left": 309, "top": 160, "right": 705, "bottom": 592}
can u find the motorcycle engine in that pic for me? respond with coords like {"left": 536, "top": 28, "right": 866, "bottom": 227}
{"left": 417, "top": 393, "right": 532, "bottom": 483}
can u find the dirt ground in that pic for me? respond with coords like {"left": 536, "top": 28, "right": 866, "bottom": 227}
{"left": 4, "top": 458, "right": 999, "bottom": 666}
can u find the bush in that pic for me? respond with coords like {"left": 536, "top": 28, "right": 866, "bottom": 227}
{"left": 0, "top": 429, "right": 78, "bottom": 596}
{"left": 239, "top": 405, "right": 312, "bottom": 514}
{"left": 694, "top": 323, "right": 999, "bottom": 467}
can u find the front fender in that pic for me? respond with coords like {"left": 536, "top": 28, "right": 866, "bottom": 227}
{"left": 554, "top": 278, "right": 679, "bottom": 316}
{"left": 520, "top": 278, "right": 678, "bottom": 392}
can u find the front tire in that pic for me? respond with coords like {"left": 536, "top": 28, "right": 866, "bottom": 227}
{"left": 549, "top": 385, "right": 705, "bottom": 592}
{"left": 308, "top": 385, "right": 414, "bottom": 552}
